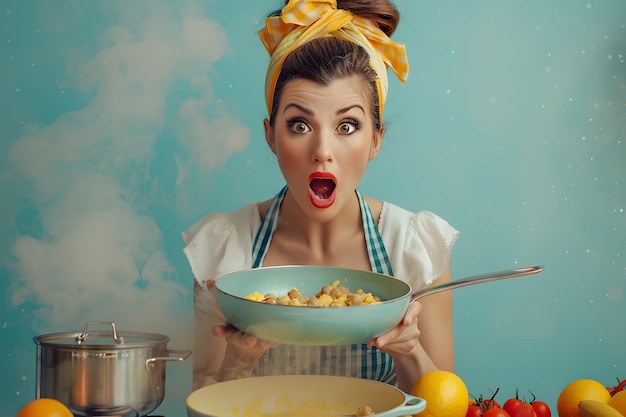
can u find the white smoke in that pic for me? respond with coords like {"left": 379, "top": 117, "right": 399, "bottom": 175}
{"left": 6, "top": 0, "right": 250, "bottom": 347}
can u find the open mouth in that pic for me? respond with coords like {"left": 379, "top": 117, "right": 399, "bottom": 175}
{"left": 310, "top": 178, "right": 336, "bottom": 200}
{"left": 309, "top": 176, "right": 336, "bottom": 209}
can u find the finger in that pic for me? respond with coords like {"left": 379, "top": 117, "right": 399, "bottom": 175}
{"left": 212, "top": 325, "right": 226, "bottom": 337}
{"left": 213, "top": 323, "right": 238, "bottom": 337}
{"left": 403, "top": 300, "right": 422, "bottom": 326}
{"left": 214, "top": 325, "right": 277, "bottom": 351}
{"left": 220, "top": 328, "right": 254, "bottom": 347}
{"left": 242, "top": 333, "right": 259, "bottom": 347}
{"left": 206, "top": 279, "right": 217, "bottom": 296}
{"left": 369, "top": 325, "right": 400, "bottom": 348}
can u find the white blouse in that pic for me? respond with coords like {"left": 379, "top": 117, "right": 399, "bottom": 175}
{"left": 182, "top": 200, "right": 459, "bottom": 389}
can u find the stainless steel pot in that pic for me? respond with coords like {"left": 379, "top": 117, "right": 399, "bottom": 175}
{"left": 34, "top": 321, "right": 191, "bottom": 417}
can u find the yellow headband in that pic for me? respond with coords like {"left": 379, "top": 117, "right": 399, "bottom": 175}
{"left": 258, "top": 0, "right": 409, "bottom": 120}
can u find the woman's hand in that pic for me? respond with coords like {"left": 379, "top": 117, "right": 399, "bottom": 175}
{"left": 371, "top": 269, "right": 454, "bottom": 392}
{"left": 207, "top": 279, "right": 276, "bottom": 360}
{"left": 366, "top": 300, "right": 422, "bottom": 356}
{"left": 213, "top": 323, "right": 277, "bottom": 358}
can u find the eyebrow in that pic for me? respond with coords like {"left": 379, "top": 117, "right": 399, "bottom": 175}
{"left": 282, "top": 103, "right": 366, "bottom": 116}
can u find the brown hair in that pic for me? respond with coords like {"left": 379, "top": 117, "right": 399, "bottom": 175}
{"left": 268, "top": 0, "right": 400, "bottom": 131}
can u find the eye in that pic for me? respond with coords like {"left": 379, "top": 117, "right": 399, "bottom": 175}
{"left": 287, "top": 119, "right": 311, "bottom": 134}
{"left": 337, "top": 119, "right": 359, "bottom": 135}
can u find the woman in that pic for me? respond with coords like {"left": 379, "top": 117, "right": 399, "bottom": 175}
{"left": 183, "top": 0, "right": 459, "bottom": 393}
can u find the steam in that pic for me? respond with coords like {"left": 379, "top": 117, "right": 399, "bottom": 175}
{"left": 6, "top": 1, "right": 250, "bottom": 346}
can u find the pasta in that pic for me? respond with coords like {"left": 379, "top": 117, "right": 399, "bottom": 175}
{"left": 356, "top": 405, "right": 376, "bottom": 416}
{"left": 244, "top": 280, "right": 380, "bottom": 307}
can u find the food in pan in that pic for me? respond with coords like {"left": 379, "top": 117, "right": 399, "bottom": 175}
{"left": 245, "top": 279, "right": 381, "bottom": 307}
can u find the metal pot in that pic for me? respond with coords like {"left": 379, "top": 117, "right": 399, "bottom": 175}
{"left": 34, "top": 321, "right": 191, "bottom": 417}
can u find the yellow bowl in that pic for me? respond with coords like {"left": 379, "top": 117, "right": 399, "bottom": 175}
{"left": 186, "top": 375, "right": 426, "bottom": 417}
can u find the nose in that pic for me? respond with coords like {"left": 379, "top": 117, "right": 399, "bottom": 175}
{"left": 311, "top": 130, "right": 333, "bottom": 163}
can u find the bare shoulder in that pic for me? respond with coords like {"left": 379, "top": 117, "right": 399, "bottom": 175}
{"left": 363, "top": 195, "right": 383, "bottom": 223}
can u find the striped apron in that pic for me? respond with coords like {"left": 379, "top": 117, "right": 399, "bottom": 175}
{"left": 251, "top": 186, "right": 396, "bottom": 384}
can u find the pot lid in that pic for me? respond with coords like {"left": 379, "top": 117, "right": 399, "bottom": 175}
{"left": 33, "top": 321, "right": 169, "bottom": 349}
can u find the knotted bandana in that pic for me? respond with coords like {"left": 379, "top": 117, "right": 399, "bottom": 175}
{"left": 258, "top": 0, "right": 409, "bottom": 120}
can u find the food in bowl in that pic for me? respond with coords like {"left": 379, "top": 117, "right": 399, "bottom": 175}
{"left": 215, "top": 265, "right": 412, "bottom": 345}
{"left": 356, "top": 404, "right": 375, "bottom": 416}
{"left": 245, "top": 279, "right": 381, "bottom": 307}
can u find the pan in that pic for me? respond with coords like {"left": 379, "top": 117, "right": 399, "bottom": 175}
{"left": 215, "top": 265, "right": 544, "bottom": 345}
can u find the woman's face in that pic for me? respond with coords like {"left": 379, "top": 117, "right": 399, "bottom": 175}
{"left": 264, "top": 76, "right": 382, "bottom": 222}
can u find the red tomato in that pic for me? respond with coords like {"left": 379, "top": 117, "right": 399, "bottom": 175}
{"left": 503, "top": 398, "right": 525, "bottom": 416}
{"left": 514, "top": 403, "right": 537, "bottom": 417}
{"left": 483, "top": 408, "right": 511, "bottom": 417}
{"left": 530, "top": 401, "right": 551, "bottom": 417}
{"left": 466, "top": 403, "right": 483, "bottom": 417}
{"left": 607, "top": 378, "right": 626, "bottom": 396}
{"left": 503, "top": 401, "right": 536, "bottom": 417}
{"left": 483, "top": 399, "right": 501, "bottom": 409}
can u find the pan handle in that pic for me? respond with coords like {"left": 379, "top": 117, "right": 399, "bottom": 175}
{"left": 146, "top": 348, "right": 192, "bottom": 370}
{"left": 410, "top": 265, "right": 544, "bottom": 303}
{"left": 375, "top": 392, "right": 427, "bottom": 417}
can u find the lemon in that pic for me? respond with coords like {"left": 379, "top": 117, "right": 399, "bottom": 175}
{"left": 607, "top": 390, "right": 626, "bottom": 416}
{"left": 557, "top": 379, "right": 612, "bottom": 417}
{"left": 410, "top": 370, "right": 469, "bottom": 417}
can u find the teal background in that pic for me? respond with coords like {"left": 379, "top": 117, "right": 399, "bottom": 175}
{"left": 1, "top": 1, "right": 624, "bottom": 416}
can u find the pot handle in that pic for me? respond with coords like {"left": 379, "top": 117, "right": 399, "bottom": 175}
{"left": 375, "top": 392, "right": 427, "bottom": 417}
{"left": 145, "top": 349, "right": 192, "bottom": 370}
{"left": 76, "top": 321, "right": 125, "bottom": 344}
